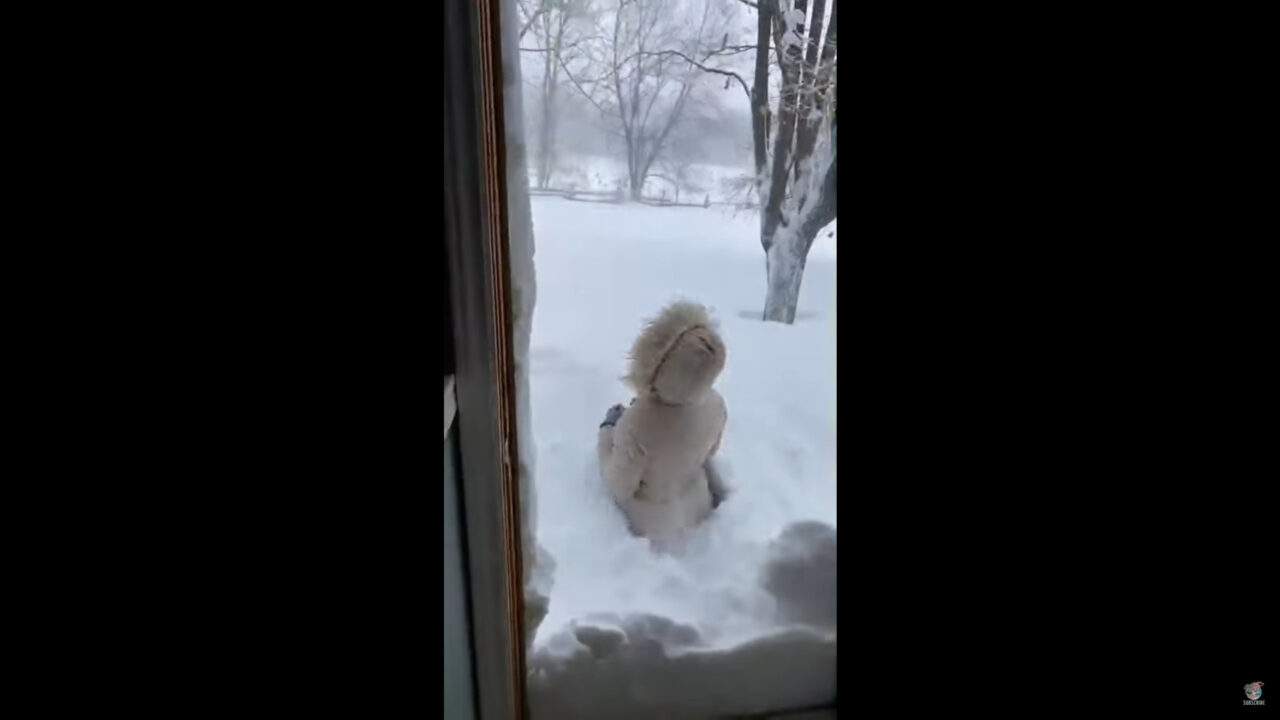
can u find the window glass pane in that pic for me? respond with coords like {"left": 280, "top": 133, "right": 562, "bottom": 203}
{"left": 500, "top": 1, "right": 838, "bottom": 716}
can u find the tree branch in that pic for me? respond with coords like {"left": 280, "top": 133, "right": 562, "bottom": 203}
{"left": 637, "top": 49, "right": 751, "bottom": 103}
{"left": 715, "top": 44, "right": 771, "bottom": 56}
{"left": 800, "top": 152, "right": 836, "bottom": 245}
{"left": 517, "top": 1, "right": 547, "bottom": 41}
{"left": 792, "top": 0, "right": 830, "bottom": 188}
{"left": 519, "top": 36, "right": 586, "bottom": 53}
{"left": 557, "top": 52, "right": 613, "bottom": 117}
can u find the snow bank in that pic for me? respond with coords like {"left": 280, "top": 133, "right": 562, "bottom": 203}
{"left": 762, "top": 521, "right": 838, "bottom": 629}
{"left": 530, "top": 617, "right": 835, "bottom": 720}
{"left": 526, "top": 196, "right": 837, "bottom": 717}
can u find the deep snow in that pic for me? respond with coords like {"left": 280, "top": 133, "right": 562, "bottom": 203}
{"left": 525, "top": 196, "right": 837, "bottom": 718}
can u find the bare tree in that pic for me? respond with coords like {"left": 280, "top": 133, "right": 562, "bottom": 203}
{"left": 625, "top": 0, "right": 836, "bottom": 323}
{"left": 518, "top": 0, "right": 595, "bottom": 189}
{"left": 558, "top": 0, "right": 736, "bottom": 200}
{"left": 653, "top": 98, "right": 726, "bottom": 203}
{"left": 754, "top": 0, "right": 837, "bottom": 323}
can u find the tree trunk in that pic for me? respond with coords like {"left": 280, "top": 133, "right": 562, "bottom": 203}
{"left": 629, "top": 170, "right": 644, "bottom": 200}
{"left": 762, "top": 226, "right": 816, "bottom": 323}
{"left": 793, "top": 0, "right": 834, "bottom": 198}
{"left": 753, "top": 0, "right": 837, "bottom": 325}
{"left": 749, "top": 0, "right": 772, "bottom": 183}
{"left": 537, "top": 80, "right": 558, "bottom": 188}
{"left": 535, "top": 9, "right": 567, "bottom": 190}
{"left": 536, "top": 98, "right": 554, "bottom": 188}
{"left": 762, "top": 149, "right": 836, "bottom": 323}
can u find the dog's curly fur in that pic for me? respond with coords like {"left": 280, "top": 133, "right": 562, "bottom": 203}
{"left": 624, "top": 301, "right": 725, "bottom": 404}
{"left": 600, "top": 300, "right": 729, "bottom": 546}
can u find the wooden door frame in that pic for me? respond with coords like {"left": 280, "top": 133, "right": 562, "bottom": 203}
{"left": 442, "top": 0, "right": 526, "bottom": 717}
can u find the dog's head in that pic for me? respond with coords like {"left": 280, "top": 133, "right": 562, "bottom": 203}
{"left": 625, "top": 301, "right": 725, "bottom": 405}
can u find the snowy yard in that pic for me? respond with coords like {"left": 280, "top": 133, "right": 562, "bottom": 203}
{"left": 530, "top": 154, "right": 758, "bottom": 206}
{"left": 525, "top": 196, "right": 838, "bottom": 718}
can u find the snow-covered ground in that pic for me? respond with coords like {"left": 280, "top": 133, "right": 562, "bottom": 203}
{"left": 526, "top": 196, "right": 837, "bottom": 719}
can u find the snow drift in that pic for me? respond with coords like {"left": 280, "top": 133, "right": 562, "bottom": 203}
{"left": 524, "top": 196, "right": 837, "bottom": 718}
